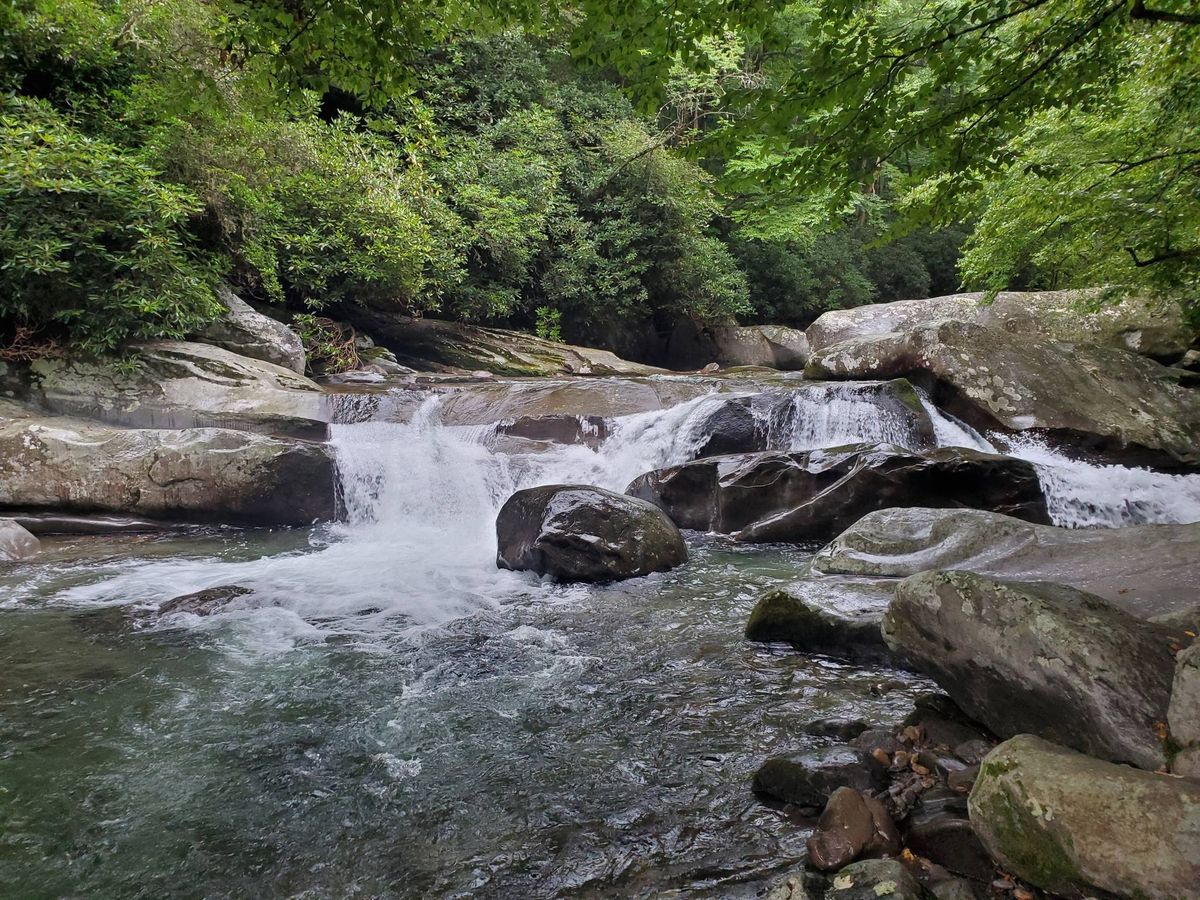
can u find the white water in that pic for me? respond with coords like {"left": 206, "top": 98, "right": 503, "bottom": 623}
{"left": 50, "top": 381, "right": 1200, "bottom": 640}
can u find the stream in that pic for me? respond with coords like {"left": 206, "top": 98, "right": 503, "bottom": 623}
{"left": 3, "top": 376, "right": 1200, "bottom": 898}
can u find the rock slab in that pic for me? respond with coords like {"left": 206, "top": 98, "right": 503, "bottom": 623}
{"left": 884, "top": 570, "right": 1178, "bottom": 769}
{"left": 969, "top": 734, "right": 1200, "bottom": 900}
{"left": 627, "top": 444, "right": 1049, "bottom": 543}
{"left": 495, "top": 485, "right": 686, "bottom": 583}
{"left": 197, "top": 284, "right": 306, "bottom": 374}
{"left": 0, "top": 518, "right": 40, "bottom": 561}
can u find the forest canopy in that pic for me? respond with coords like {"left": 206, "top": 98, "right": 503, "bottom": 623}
{"left": 1, "top": 0, "right": 1196, "bottom": 357}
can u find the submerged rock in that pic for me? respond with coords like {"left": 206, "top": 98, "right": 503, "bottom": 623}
{"left": 24, "top": 341, "right": 329, "bottom": 439}
{"left": 745, "top": 580, "right": 894, "bottom": 663}
{"left": 0, "top": 416, "right": 336, "bottom": 526}
{"left": 495, "top": 485, "right": 686, "bottom": 583}
{"left": 627, "top": 444, "right": 1048, "bottom": 543}
{"left": 969, "top": 734, "right": 1200, "bottom": 899}
{"left": 813, "top": 507, "right": 1200, "bottom": 620}
{"left": 196, "top": 284, "right": 306, "bottom": 374}
{"left": 806, "top": 320, "right": 1200, "bottom": 467}
{"left": 159, "top": 585, "right": 253, "bottom": 616}
{"left": 883, "top": 570, "right": 1178, "bottom": 769}
{"left": 753, "top": 746, "right": 886, "bottom": 809}
{"left": 805, "top": 289, "right": 1193, "bottom": 361}
{"left": 0, "top": 518, "right": 40, "bottom": 561}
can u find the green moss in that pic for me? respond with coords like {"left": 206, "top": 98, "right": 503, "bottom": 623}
{"left": 973, "top": 774, "right": 1082, "bottom": 893}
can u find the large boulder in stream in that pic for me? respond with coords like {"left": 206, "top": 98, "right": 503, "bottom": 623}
{"left": 806, "top": 289, "right": 1194, "bottom": 361}
{"left": 626, "top": 444, "right": 1049, "bottom": 543}
{"left": 883, "top": 570, "right": 1180, "bottom": 770}
{"left": 969, "top": 735, "right": 1200, "bottom": 899}
{"left": 195, "top": 284, "right": 306, "bottom": 374}
{"left": 495, "top": 485, "right": 687, "bottom": 583}
{"left": 813, "top": 507, "right": 1200, "bottom": 621}
{"left": 806, "top": 320, "right": 1200, "bottom": 467}
{"left": 21, "top": 341, "right": 329, "bottom": 439}
{"left": 0, "top": 416, "right": 336, "bottom": 526}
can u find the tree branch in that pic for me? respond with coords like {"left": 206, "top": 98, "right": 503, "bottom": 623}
{"left": 1130, "top": 1, "right": 1200, "bottom": 26}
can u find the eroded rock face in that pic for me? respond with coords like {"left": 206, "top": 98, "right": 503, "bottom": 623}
{"left": 806, "top": 320, "right": 1200, "bottom": 467}
{"left": 495, "top": 485, "right": 686, "bottom": 583}
{"left": 813, "top": 507, "right": 1200, "bottom": 620}
{"left": 333, "top": 313, "right": 666, "bottom": 377}
{"left": 25, "top": 341, "right": 329, "bottom": 439}
{"left": 806, "top": 290, "right": 1193, "bottom": 361}
{"left": 0, "top": 416, "right": 336, "bottom": 526}
{"left": 627, "top": 444, "right": 1048, "bottom": 543}
{"left": 0, "top": 518, "right": 40, "bottom": 561}
{"left": 969, "top": 735, "right": 1200, "bottom": 899}
{"left": 197, "top": 284, "right": 306, "bottom": 374}
{"left": 884, "top": 570, "right": 1178, "bottom": 769}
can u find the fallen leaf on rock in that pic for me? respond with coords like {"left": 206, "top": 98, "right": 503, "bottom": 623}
{"left": 833, "top": 874, "right": 855, "bottom": 890}
{"left": 872, "top": 748, "right": 891, "bottom": 765}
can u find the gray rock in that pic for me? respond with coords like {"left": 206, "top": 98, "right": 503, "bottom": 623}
{"left": 969, "top": 734, "right": 1200, "bottom": 899}
{"left": 25, "top": 341, "right": 329, "bottom": 439}
{"left": 159, "top": 585, "right": 253, "bottom": 616}
{"left": 0, "top": 416, "right": 336, "bottom": 526}
{"left": 803, "top": 717, "right": 871, "bottom": 742}
{"left": 0, "top": 518, "right": 39, "bottom": 561}
{"left": 813, "top": 507, "right": 1200, "bottom": 620}
{"left": 627, "top": 444, "right": 1049, "bottom": 543}
{"left": 822, "top": 858, "right": 932, "bottom": 899}
{"left": 806, "top": 320, "right": 1200, "bottom": 467}
{"left": 495, "top": 485, "right": 686, "bottom": 583}
{"left": 763, "top": 870, "right": 824, "bottom": 900}
{"left": 745, "top": 579, "right": 894, "bottom": 664}
{"left": 805, "top": 289, "right": 1193, "bottom": 361}
{"left": 752, "top": 746, "right": 886, "bottom": 808}
{"left": 197, "top": 284, "right": 306, "bottom": 373}
{"left": 1169, "top": 643, "right": 1200, "bottom": 755}
{"left": 884, "top": 570, "right": 1179, "bottom": 769}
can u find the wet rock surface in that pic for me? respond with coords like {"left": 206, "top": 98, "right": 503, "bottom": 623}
{"left": 495, "top": 484, "right": 687, "bottom": 582}
{"left": 158, "top": 585, "right": 254, "bottom": 617}
{"left": 813, "top": 507, "right": 1200, "bottom": 620}
{"left": 969, "top": 734, "right": 1200, "bottom": 900}
{"left": 821, "top": 858, "right": 933, "bottom": 899}
{"left": 627, "top": 444, "right": 1049, "bottom": 543}
{"left": 805, "top": 787, "right": 901, "bottom": 872}
{"left": 0, "top": 518, "right": 40, "bottom": 561}
{"left": 806, "top": 319, "right": 1200, "bottom": 467}
{"left": 753, "top": 747, "right": 886, "bottom": 810}
{"left": 884, "top": 570, "right": 1179, "bottom": 769}
{"left": 745, "top": 580, "right": 894, "bottom": 664}
{"left": 22, "top": 341, "right": 330, "bottom": 439}
{"left": 0, "top": 416, "right": 337, "bottom": 526}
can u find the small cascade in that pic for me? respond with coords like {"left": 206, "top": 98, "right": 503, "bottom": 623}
{"left": 781, "top": 383, "right": 928, "bottom": 451}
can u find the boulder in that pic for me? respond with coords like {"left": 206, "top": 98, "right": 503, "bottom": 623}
{"left": 745, "top": 580, "right": 894, "bottom": 663}
{"left": 159, "top": 585, "right": 253, "bottom": 616}
{"left": 627, "top": 444, "right": 1049, "bottom": 543}
{"left": 806, "top": 788, "right": 902, "bottom": 873}
{"left": 0, "top": 416, "right": 336, "bottom": 526}
{"left": 196, "top": 284, "right": 306, "bottom": 374}
{"left": 806, "top": 320, "right": 1200, "bottom": 468}
{"left": 883, "top": 571, "right": 1179, "bottom": 769}
{"left": 24, "top": 341, "right": 329, "bottom": 439}
{"left": 668, "top": 320, "right": 812, "bottom": 370}
{"left": 805, "top": 290, "right": 1193, "bottom": 361}
{"left": 495, "top": 485, "right": 686, "bottom": 583}
{"left": 331, "top": 313, "right": 666, "bottom": 377}
{"left": 0, "top": 518, "right": 40, "bottom": 561}
{"left": 813, "top": 508, "right": 1200, "bottom": 620}
{"left": 1169, "top": 643, "right": 1200, "bottom": 773}
{"left": 752, "top": 746, "right": 886, "bottom": 809}
{"left": 823, "top": 859, "right": 932, "bottom": 900}
{"left": 969, "top": 734, "right": 1200, "bottom": 899}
